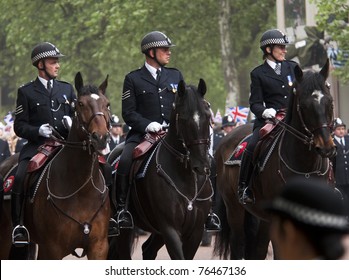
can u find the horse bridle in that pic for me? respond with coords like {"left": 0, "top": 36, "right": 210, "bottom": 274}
{"left": 275, "top": 87, "right": 333, "bottom": 148}
{"left": 51, "top": 109, "right": 110, "bottom": 152}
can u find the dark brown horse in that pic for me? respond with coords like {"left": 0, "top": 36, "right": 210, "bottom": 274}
{"left": 0, "top": 72, "right": 111, "bottom": 259}
{"left": 108, "top": 79, "right": 212, "bottom": 259}
{"left": 214, "top": 59, "right": 336, "bottom": 259}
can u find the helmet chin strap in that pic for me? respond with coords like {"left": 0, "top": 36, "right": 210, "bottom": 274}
{"left": 38, "top": 59, "right": 56, "bottom": 80}
{"left": 270, "top": 45, "right": 283, "bottom": 63}
{"left": 149, "top": 48, "right": 164, "bottom": 67}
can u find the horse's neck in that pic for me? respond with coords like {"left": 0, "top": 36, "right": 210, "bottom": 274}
{"left": 282, "top": 115, "right": 322, "bottom": 169}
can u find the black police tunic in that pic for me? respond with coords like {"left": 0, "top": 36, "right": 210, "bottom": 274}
{"left": 14, "top": 78, "right": 76, "bottom": 161}
{"left": 249, "top": 60, "right": 298, "bottom": 129}
{"left": 121, "top": 65, "right": 184, "bottom": 143}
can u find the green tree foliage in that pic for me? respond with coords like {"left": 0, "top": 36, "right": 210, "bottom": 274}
{"left": 313, "top": 0, "right": 349, "bottom": 81}
{"left": 0, "top": 0, "right": 275, "bottom": 119}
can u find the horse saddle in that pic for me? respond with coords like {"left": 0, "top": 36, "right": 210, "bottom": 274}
{"left": 225, "top": 111, "right": 286, "bottom": 167}
{"left": 27, "top": 140, "right": 63, "bottom": 172}
{"left": 131, "top": 131, "right": 166, "bottom": 180}
{"left": 132, "top": 131, "right": 166, "bottom": 159}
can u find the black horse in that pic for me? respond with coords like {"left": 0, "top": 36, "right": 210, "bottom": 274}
{"left": 108, "top": 79, "right": 213, "bottom": 259}
{"left": 214, "top": 59, "right": 336, "bottom": 259}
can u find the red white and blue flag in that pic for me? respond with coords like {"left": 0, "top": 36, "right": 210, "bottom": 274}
{"left": 225, "top": 106, "right": 250, "bottom": 124}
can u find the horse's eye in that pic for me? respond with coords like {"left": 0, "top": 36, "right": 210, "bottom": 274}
{"left": 78, "top": 101, "right": 83, "bottom": 107}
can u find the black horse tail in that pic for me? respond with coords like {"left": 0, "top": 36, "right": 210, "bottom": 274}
{"left": 212, "top": 191, "right": 231, "bottom": 259}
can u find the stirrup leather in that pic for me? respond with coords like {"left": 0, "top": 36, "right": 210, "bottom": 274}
{"left": 12, "top": 225, "right": 30, "bottom": 246}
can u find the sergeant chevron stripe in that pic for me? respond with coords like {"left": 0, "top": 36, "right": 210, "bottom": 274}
{"left": 15, "top": 105, "right": 23, "bottom": 115}
{"left": 122, "top": 90, "right": 131, "bottom": 100}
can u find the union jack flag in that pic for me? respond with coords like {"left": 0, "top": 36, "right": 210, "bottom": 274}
{"left": 225, "top": 106, "right": 250, "bottom": 124}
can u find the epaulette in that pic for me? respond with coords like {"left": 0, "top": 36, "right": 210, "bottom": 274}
{"left": 55, "top": 80, "right": 72, "bottom": 85}
{"left": 19, "top": 80, "right": 34, "bottom": 88}
{"left": 165, "top": 67, "right": 180, "bottom": 72}
{"left": 128, "top": 67, "right": 142, "bottom": 75}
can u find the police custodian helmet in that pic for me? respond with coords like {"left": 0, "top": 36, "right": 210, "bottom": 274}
{"left": 31, "top": 42, "right": 65, "bottom": 67}
{"left": 260, "top": 29, "right": 289, "bottom": 51}
{"left": 141, "top": 31, "right": 175, "bottom": 54}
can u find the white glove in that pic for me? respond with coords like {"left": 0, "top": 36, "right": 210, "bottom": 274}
{"left": 62, "top": 115, "right": 72, "bottom": 130}
{"left": 39, "top": 123, "right": 52, "bottom": 138}
{"left": 145, "top": 122, "right": 162, "bottom": 133}
{"left": 262, "top": 108, "right": 277, "bottom": 119}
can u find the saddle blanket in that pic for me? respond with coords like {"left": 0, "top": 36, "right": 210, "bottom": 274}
{"left": 225, "top": 134, "right": 252, "bottom": 166}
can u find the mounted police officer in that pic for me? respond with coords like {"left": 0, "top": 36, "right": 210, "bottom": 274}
{"left": 110, "top": 31, "right": 183, "bottom": 230}
{"left": 238, "top": 29, "right": 298, "bottom": 204}
{"left": 112, "top": 31, "right": 221, "bottom": 232}
{"left": 11, "top": 42, "right": 76, "bottom": 246}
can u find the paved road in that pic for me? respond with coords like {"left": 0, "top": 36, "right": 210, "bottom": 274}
{"left": 64, "top": 233, "right": 349, "bottom": 260}
{"left": 64, "top": 232, "right": 220, "bottom": 260}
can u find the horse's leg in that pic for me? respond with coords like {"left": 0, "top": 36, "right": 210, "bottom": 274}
{"left": 141, "top": 233, "right": 164, "bottom": 260}
{"left": 108, "top": 229, "right": 133, "bottom": 260}
{"left": 253, "top": 220, "right": 272, "bottom": 260}
{"left": 162, "top": 227, "right": 185, "bottom": 260}
{"left": 182, "top": 229, "right": 203, "bottom": 259}
{"left": 36, "top": 243, "right": 67, "bottom": 260}
{"left": 86, "top": 237, "right": 109, "bottom": 260}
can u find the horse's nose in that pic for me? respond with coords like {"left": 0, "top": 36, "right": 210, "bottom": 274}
{"left": 315, "top": 145, "right": 337, "bottom": 158}
{"left": 193, "top": 166, "right": 211, "bottom": 176}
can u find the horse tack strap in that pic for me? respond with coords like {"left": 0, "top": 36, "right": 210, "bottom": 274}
{"left": 27, "top": 142, "right": 63, "bottom": 172}
{"left": 132, "top": 131, "right": 166, "bottom": 159}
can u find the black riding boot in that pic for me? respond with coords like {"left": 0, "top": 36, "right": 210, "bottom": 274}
{"left": 238, "top": 150, "right": 255, "bottom": 204}
{"left": 11, "top": 192, "right": 29, "bottom": 247}
{"left": 204, "top": 164, "right": 221, "bottom": 233}
{"left": 114, "top": 174, "right": 133, "bottom": 229}
{"left": 101, "top": 163, "right": 119, "bottom": 237}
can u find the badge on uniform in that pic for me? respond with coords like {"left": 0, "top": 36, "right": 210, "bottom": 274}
{"left": 63, "top": 95, "right": 70, "bottom": 104}
{"left": 170, "top": 83, "right": 178, "bottom": 93}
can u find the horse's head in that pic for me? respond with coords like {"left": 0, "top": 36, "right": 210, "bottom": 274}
{"left": 292, "top": 59, "right": 336, "bottom": 158}
{"left": 73, "top": 72, "right": 111, "bottom": 152}
{"left": 173, "top": 79, "right": 211, "bottom": 175}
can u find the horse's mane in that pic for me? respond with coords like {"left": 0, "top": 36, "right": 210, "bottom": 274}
{"left": 285, "top": 69, "right": 330, "bottom": 124}
{"left": 175, "top": 85, "right": 207, "bottom": 117}
{"left": 79, "top": 85, "right": 99, "bottom": 96}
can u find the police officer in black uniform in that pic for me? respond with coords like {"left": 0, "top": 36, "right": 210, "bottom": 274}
{"left": 113, "top": 31, "right": 220, "bottom": 232}
{"left": 238, "top": 29, "right": 298, "bottom": 204}
{"left": 12, "top": 42, "right": 76, "bottom": 246}
{"left": 332, "top": 118, "right": 349, "bottom": 214}
{"left": 111, "top": 31, "right": 183, "bottom": 229}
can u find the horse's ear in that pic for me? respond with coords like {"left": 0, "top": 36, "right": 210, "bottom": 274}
{"left": 99, "top": 74, "right": 109, "bottom": 95}
{"left": 319, "top": 58, "right": 330, "bottom": 80}
{"left": 178, "top": 80, "right": 186, "bottom": 97}
{"left": 294, "top": 64, "right": 303, "bottom": 82}
{"left": 198, "top": 78, "right": 206, "bottom": 97}
{"left": 75, "top": 72, "right": 83, "bottom": 95}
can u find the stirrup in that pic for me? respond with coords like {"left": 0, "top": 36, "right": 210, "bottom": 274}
{"left": 116, "top": 209, "right": 134, "bottom": 229}
{"left": 12, "top": 225, "right": 30, "bottom": 247}
{"left": 108, "top": 218, "right": 120, "bottom": 237}
{"left": 204, "top": 213, "right": 221, "bottom": 233}
{"left": 239, "top": 187, "right": 255, "bottom": 205}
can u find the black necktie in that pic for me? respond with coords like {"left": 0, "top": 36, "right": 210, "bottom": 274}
{"left": 47, "top": 80, "right": 52, "bottom": 93}
{"left": 340, "top": 138, "right": 345, "bottom": 148}
{"left": 156, "top": 69, "right": 161, "bottom": 83}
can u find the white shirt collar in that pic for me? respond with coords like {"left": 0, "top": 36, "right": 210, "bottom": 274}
{"left": 334, "top": 135, "right": 345, "bottom": 144}
{"left": 266, "top": 59, "right": 279, "bottom": 70}
{"left": 38, "top": 76, "right": 52, "bottom": 89}
{"left": 145, "top": 62, "right": 159, "bottom": 79}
